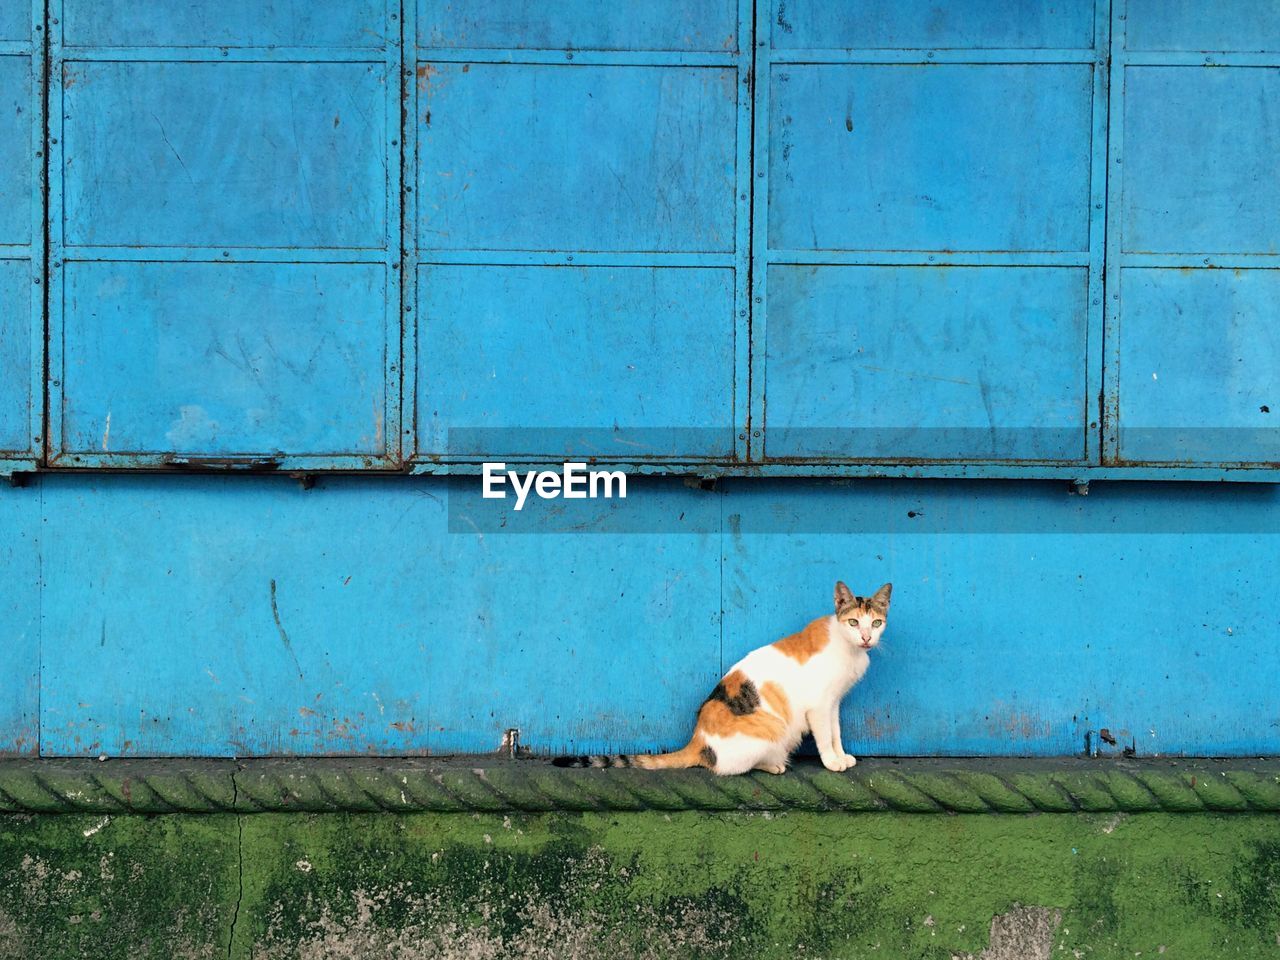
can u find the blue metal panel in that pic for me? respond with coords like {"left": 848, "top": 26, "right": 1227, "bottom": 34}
{"left": 0, "top": 260, "right": 31, "bottom": 452}
{"left": 63, "top": 61, "right": 386, "bottom": 249}
{"left": 59, "top": 262, "right": 389, "bottom": 459}
{"left": 1125, "top": 0, "right": 1280, "bottom": 53}
{"left": 1122, "top": 67, "right": 1280, "bottom": 255}
{"left": 420, "top": 63, "right": 736, "bottom": 253}
{"left": 771, "top": 0, "right": 1096, "bottom": 50}
{"left": 721, "top": 479, "right": 1280, "bottom": 757}
{"left": 26, "top": 473, "right": 1280, "bottom": 757}
{"left": 1119, "top": 270, "right": 1280, "bottom": 464}
{"left": 0, "top": 54, "right": 29, "bottom": 244}
{"left": 764, "top": 265, "right": 1087, "bottom": 461}
{"left": 418, "top": 0, "right": 739, "bottom": 52}
{"left": 769, "top": 64, "right": 1093, "bottom": 253}
{"left": 419, "top": 264, "right": 736, "bottom": 457}
{"left": 754, "top": 0, "right": 1107, "bottom": 468}
{"left": 1106, "top": 1, "right": 1280, "bottom": 469}
{"left": 0, "top": 1, "right": 27, "bottom": 41}
{"left": 37, "top": 475, "right": 723, "bottom": 757}
{"left": 0, "top": 483, "right": 38, "bottom": 755}
{"left": 409, "top": 0, "right": 752, "bottom": 466}
{"left": 47, "top": 0, "right": 404, "bottom": 470}
{"left": 0, "top": 0, "right": 41, "bottom": 472}
{"left": 62, "top": 0, "right": 388, "bottom": 49}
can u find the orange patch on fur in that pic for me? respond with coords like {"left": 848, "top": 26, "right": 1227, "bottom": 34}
{"left": 759, "top": 681, "right": 791, "bottom": 725}
{"left": 696, "top": 700, "right": 788, "bottom": 741}
{"left": 772, "top": 617, "right": 832, "bottom": 664}
{"left": 720, "top": 670, "right": 750, "bottom": 697}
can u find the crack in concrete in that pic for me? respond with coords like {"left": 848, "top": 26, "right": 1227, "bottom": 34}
{"left": 227, "top": 766, "right": 244, "bottom": 960}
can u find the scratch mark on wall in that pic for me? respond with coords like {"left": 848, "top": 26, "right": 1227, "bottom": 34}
{"left": 152, "top": 113, "right": 195, "bottom": 186}
{"left": 270, "top": 579, "right": 304, "bottom": 680}
{"left": 102, "top": 412, "right": 111, "bottom": 452}
{"left": 860, "top": 364, "right": 973, "bottom": 386}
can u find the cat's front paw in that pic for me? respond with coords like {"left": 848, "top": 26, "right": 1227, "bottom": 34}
{"left": 823, "top": 754, "right": 857, "bottom": 772}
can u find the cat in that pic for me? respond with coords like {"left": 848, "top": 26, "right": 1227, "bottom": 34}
{"left": 553, "top": 581, "right": 890, "bottom": 775}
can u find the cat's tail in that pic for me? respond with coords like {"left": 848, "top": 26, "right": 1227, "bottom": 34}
{"left": 551, "top": 738, "right": 711, "bottom": 771}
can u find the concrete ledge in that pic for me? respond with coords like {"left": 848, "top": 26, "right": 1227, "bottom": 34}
{"left": 1, "top": 756, "right": 1278, "bottom": 814}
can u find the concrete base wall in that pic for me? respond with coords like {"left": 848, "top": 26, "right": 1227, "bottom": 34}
{"left": 3, "top": 809, "right": 1278, "bottom": 959}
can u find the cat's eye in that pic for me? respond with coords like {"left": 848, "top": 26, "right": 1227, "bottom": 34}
{"left": 872, "top": 619, "right": 883, "bottom": 628}
{"left": 847, "top": 619, "right": 858, "bottom": 626}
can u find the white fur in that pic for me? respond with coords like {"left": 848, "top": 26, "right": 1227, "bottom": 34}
{"left": 707, "top": 615, "right": 879, "bottom": 776}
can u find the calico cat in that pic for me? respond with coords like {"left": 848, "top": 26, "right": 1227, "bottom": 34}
{"left": 554, "top": 581, "right": 890, "bottom": 775}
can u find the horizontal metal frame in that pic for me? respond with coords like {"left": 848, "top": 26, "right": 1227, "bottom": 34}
{"left": 58, "top": 247, "right": 393, "bottom": 261}
{"left": 767, "top": 251, "right": 1092, "bottom": 266}
{"left": 410, "top": 459, "right": 1280, "bottom": 483}
{"left": 55, "top": 46, "right": 390, "bottom": 62}
{"left": 418, "top": 251, "right": 738, "bottom": 267}
{"left": 769, "top": 48, "right": 1101, "bottom": 64}
{"left": 412, "top": 48, "right": 738, "bottom": 67}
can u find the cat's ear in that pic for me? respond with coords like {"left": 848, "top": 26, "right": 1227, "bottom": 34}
{"left": 834, "top": 581, "right": 855, "bottom": 611}
{"left": 871, "top": 583, "right": 892, "bottom": 610}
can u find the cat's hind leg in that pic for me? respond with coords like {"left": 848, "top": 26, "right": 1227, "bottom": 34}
{"left": 704, "top": 734, "right": 774, "bottom": 776}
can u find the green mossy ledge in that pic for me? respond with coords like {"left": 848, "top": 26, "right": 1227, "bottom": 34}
{"left": 1, "top": 757, "right": 1279, "bottom": 815}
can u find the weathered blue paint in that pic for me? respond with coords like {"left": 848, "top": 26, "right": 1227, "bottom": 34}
{"left": 2, "top": 2, "right": 1280, "bottom": 764}
{"left": 0, "top": 481, "right": 38, "bottom": 755}
{"left": 46, "top": 0, "right": 403, "bottom": 470}
{"left": 409, "top": 0, "right": 753, "bottom": 465}
{"left": 419, "top": 265, "right": 737, "bottom": 458}
{"left": 754, "top": 0, "right": 1109, "bottom": 470}
{"left": 1107, "top": 0, "right": 1280, "bottom": 468}
{"left": 61, "top": 0, "right": 389, "bottom": 49}
{"left": 0, "top": 0, "right": 42, "bottom": 473}
{"left": 764, "top": 265, "right": 1087, "bottom": 461}
{"left": 13, "top": 474, "right": 1280, "bottom": 758}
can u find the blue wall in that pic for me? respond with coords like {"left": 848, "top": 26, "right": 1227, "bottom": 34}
{"left": 3, "top": 475, "right": 1276, "bottom": 758}
{"left": 3, "top": 2, "right": 1279, "bottom": 759}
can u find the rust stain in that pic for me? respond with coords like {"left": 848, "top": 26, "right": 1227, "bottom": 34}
{"left": 986, "top": 709, "right": 1050, "bottom": 740}
{"left": 860, "top": 712, "right": 901, "bottom": 741}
